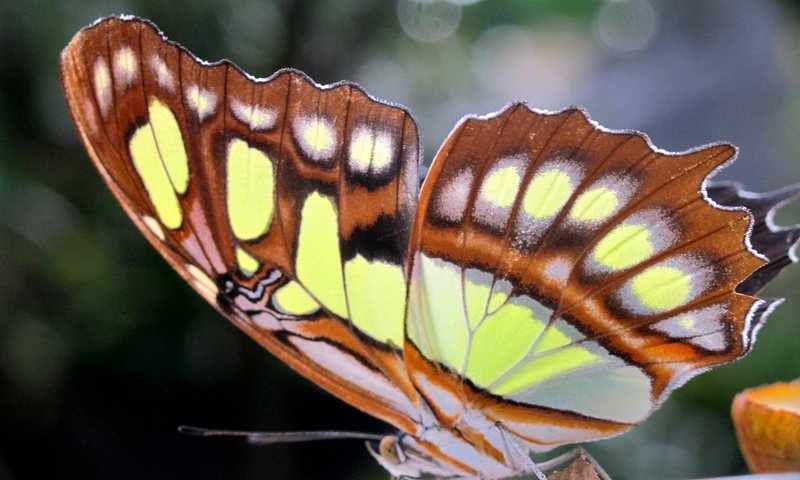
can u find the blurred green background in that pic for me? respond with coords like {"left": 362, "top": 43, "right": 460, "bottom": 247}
{"left": 1, "top": 0, "right": 799, "bottom": 479}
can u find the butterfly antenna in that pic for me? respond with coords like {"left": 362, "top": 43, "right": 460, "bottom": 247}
{"left": 178, "top": 425, "right": 384, "bottom": 445}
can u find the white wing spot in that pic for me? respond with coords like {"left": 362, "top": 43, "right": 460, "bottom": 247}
{"left": 231, "top": 99, "right": 277, "bottom": 130}
{"left": 348, "top": 126, "right": 396, "bottom": 175}
{"left": 142, "top": 215, "right": 166, "bottom": 241}
{"left": 113, "top": 46, "right": 138, "bottom": 90}
{"left": 293, "top": 114, "right": 337, "bottom": 163}
{"left": 149, "top": 55, "right": 175, "bottom": 92}
{"left": 543, "top": 257, "right": 572, "bottom": 286}
{"left": 93, "top": 57, "right": 112, "bottom": 116}
{"left": 185, "top": 264, "right": 218, "bottom": 299}
{"left": 185, "top": 84, "right": 217, "bottom": 121}
{"left": 435, "top": 169, "right": 474, "bottom": 222}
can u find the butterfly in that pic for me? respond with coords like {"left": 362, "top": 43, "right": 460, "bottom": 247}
{"left": 59, "top": 15, "right": 800, "bottom": 479}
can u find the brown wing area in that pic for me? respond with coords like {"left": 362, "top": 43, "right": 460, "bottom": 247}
{"left": 60, "top": 16, "right": 426, "bottom": 434}
{"left": 405, "top": 104, "right": 795, "bottom": 449}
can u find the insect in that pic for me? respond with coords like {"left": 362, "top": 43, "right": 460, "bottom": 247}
{"left": 60, "top": 15, "right": 800, "bottom": 479}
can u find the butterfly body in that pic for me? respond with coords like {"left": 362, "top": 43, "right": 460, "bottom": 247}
{"left": 60, "top": 15, "right": 800, "bottom": 479}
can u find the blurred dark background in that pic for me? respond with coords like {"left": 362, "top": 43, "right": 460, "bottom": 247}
{"left": 1, "top": 1, "right": 799, "bottom": 479}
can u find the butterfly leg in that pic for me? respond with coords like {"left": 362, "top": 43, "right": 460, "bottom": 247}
{"left": 536, "top": 447, "right": 612, "bottom": 480}
{"left": 494, "top": 422, "right": 547, "bottom": 480}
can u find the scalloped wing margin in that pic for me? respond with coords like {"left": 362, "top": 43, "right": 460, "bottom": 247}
{"left": 403, "top": 103, "right": 798, "bottom": 451}
{"left": 59, "top": 15, "right": 428, "bottom": 434}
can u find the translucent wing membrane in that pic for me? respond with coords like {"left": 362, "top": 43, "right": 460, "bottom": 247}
{"left": 60, "top": 16, "right": 424, "bottom": 432}
{"left": 406, "top": 104, "right": 799, "bottom": 452}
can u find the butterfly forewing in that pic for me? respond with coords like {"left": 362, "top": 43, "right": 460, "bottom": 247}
{"left": 405, "top": 105, "right": 773, "bottom": 451}
{"left": 60, "top": 16, "right": 425, "bottom": 433}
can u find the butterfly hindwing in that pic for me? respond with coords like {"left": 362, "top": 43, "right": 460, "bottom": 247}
{"left": 60, "top": 16, "right": 424, "bottom": 432}
{"left": 405, "top": 105, "right": 775, "bottom": 450}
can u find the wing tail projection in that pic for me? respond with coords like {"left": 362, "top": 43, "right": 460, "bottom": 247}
{"left": 706, "top": 181, "right": 800, "bottom": 294}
